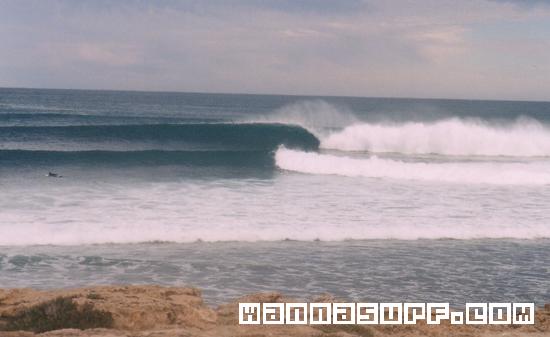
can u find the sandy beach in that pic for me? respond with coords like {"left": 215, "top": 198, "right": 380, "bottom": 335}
{"left": 0, "top": 285, "right": 548, "bottom": 337}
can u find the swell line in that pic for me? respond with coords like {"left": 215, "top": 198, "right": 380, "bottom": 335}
{"left": 0, "top": 123, "right": 320, "bottom": 151}
{"left": 0, "top": 149, "right": 275, "bottom": 168}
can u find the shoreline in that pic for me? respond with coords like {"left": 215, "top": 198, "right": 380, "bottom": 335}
{"left": 1, "top": 285, "right": 548, "bottom": 337}
{"left": 2, "top": 236, "right": 550, "bottom": 247}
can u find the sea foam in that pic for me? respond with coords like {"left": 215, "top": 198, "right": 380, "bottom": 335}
{"left": 275, "top": 147, "right": 550, "bottom": 185}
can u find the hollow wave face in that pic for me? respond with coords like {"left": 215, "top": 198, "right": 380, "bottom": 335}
{"left": 321, "top": 117, "right": 550, "bottom": 157}
{"left": 0, "top": 123, "right": 319, "bottom": 152}
{"left": 275, "top": 147, "right": 550, "bottom": 185}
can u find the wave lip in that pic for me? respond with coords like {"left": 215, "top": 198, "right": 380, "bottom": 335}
{"left": 275, "top": 147, "right": 550, "bottom": 185}
{"left": 321, "top": 117, "right": 550, "bottom": 157}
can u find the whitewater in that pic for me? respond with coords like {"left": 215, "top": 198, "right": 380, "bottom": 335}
{"left": 274, "top": 116, "right": 550, "bottom": 185}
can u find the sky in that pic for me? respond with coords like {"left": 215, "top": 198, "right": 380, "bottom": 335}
{"left": 1, "top": 0, "right": 550, "bottom": 100}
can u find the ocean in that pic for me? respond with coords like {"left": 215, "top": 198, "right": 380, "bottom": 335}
{"left": 0, "top": 88, "right": 548, "bottom": 305}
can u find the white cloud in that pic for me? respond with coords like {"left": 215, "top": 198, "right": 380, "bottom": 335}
{"left": 76, "top": 43, "right": 141, "bottom": 66}
{"left": 406, "top": 26, "right": 468, "bottom": 63}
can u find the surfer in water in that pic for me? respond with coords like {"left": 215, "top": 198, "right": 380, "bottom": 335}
{"left": 46, "top": 172, "right": 62, "bottom": 178}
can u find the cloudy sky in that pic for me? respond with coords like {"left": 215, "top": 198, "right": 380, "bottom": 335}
{"left": 1, "top": 0, "right": 549, "bottom": 100}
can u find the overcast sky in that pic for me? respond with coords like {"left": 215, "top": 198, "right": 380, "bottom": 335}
{"left": 1, "top": 0, "right": 549, "bottom": 100}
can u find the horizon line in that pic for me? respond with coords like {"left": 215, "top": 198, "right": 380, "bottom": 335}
{"left": 1, "top": 86, "right": 549, "bottom": 104}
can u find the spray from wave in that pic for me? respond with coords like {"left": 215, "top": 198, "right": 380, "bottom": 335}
{"left": 250, "top": 100, "right": 357, "bottom": 134}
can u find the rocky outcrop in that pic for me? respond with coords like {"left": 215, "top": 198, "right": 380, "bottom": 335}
{"left": 0, "top": 286, "right": 548, "bottom": 337}
{"left": 0, "top": 286, "right": 216, "bottom": 332}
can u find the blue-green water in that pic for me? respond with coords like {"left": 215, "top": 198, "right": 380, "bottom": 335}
{"left": 0, "top": 88, "right": 549, "bottom": 305}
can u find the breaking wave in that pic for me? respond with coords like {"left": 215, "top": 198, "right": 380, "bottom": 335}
{"left": 320, "top": 117, "right": 550, "bottom": 157}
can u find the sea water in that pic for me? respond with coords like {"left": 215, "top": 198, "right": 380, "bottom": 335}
{"left": 0, "top": 88, "right": 548, "bottom": 305}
